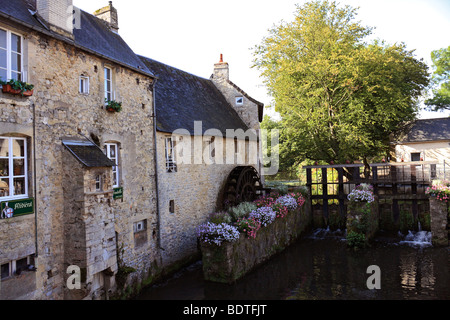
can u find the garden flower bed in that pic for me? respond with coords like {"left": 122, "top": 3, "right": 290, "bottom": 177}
{"left": 197, "top": 190, "right": 310, "bottom": 283}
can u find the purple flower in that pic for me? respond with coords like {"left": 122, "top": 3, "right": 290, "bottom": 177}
{"left": 249, "top": 206, "right": 276, "bottom": 227}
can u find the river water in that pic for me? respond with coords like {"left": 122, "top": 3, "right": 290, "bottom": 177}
{"left": 135, "top": 229, "right": 449, "bottom": 300}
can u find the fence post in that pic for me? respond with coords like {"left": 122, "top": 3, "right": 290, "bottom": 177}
{"left": 322, "top": 167, "right": 328, "bottom": 219}
{"left": 306, "top": 167, "right": 312, "bottom": 210}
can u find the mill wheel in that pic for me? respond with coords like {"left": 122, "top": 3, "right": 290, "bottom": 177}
{"left": 222, "top": 166, "right": 262, "bottom": 209}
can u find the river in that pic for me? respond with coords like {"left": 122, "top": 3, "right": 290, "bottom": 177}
{"left": 135, "top": 229, "right": 449, "bottom": 300}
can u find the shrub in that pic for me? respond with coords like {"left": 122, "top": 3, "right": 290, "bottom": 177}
{"left": 346, "top": 230, "right": 366, "bottom": 249}
{"left": 249, "top": 206, "right": 276, "bottom": 227}
{"left": 208, "top": 211, "right": 233, "bottom": 224}
{"left": 196, "top": 222, "right": 240, "bottom": 246}
{"left": 228, "top": 201, "right": 257, "bottom": 221}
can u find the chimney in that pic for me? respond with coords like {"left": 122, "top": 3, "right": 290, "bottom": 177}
{"left": 213, "top": 54, "right": 229, "bottom": 81}
{"left": 36, "top": 0, "right": 74, "bottom": 37}
{"left": 94, "top": 1, "right": 119, "bottom": 34}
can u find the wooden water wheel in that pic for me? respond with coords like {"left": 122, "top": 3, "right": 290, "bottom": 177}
{"left": 222, "top": 166, "right": 263, "bottom": 209}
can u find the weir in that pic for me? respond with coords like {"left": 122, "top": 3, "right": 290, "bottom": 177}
{"left": 304, "top": 162, "right": 449, "bottom": 246}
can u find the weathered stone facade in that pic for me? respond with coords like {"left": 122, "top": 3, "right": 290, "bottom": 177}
{"left": 429, "top": 197, "right": 449, "bottom": 246}
{"left": 0, "top": 1, "right": 264, "bottom": 300}
{"left": 156, "top": 133, "right": 260, "bottom": 268}
{"left": 0, "top": 2, "right": 160, "bottom": 299}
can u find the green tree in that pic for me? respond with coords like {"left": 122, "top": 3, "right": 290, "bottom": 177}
{"left": 425, "top": 46, "right": 450, "bottom": 111}
{"left": 253, "top": 0, "right": 429, "bottom": 171}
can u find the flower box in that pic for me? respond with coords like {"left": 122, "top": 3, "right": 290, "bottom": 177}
{"left": 1, "top": 82, "right": 34, "bottom": 96}
{"left": 200, "top": 205, "right": 311, "bottom": 283}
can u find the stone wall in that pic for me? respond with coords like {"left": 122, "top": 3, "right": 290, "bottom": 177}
{"left": 0, "top": 21, "right": 158, "bottom": 299}
{"left": 200, "top": 206, "right": 311, "bottom": 284}
{"left": 156, "top": 132, "right": 260, "bottom": 269}
{"left": 429, "top": 198, "right": 449, "bottom": 246}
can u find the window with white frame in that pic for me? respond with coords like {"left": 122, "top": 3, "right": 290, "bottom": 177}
{"left": 104, "top": 67, "right": 112, "bottom": 102}
{"left": 0, "top": 28, "right": 22, "bottom": 82}
{"left": 104, "top": 143, "right": 119, "bottom": 188}
{"left": 95, "top": 174, "right": 102, "bottom": 191}
{"left": 79, "top": 75, "right": 89, "bottom": 94}
{"left": 165, "top": 137, "right": 177, "bottom": 172}
{"left": 0, "top": 137, "right": 28, "bottom": 200}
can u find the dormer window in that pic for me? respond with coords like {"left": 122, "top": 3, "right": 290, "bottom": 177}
{"left": 235, "top": 96, "right": 244, "bottom": 106}
{"left": 0, "top": 28, "right": 22, "bottom": 82}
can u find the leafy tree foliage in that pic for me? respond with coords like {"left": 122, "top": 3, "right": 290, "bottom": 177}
{"left": 425, "top": 46, "right": 450, "bottom": 111}
{"left": 253, "top": 0, "right": 429, "bottom": 167}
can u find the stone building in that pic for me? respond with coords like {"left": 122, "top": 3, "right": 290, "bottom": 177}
{"left": 139, "top": 55, "right": 264, "bottom": 270}
{"left": 0, "top": 0, "right": 264, "bottom": 299}
{"left": 0, "top": 0, "right": 159, "bottom": 299}
{"left": 393, "top": 117, "right": 450, "bottom": 163}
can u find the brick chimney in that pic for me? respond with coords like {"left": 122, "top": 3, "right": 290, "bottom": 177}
{"left": 94, "top": 1, "right": 119, "bottom": 34}
{"left": 213, "top": 54, "right": 229, "bottom": 81}
{"left": 36, "top": 0, "right": 74, "bottom": 37}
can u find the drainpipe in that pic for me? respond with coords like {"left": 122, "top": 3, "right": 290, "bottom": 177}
{"left": 151, "top": 78, "right": 162, "bottom": 252}
{"left": 32, "top": 102, "right": 38, "bottom": 258}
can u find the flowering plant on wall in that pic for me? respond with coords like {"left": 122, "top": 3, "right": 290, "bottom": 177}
{"left": 197, "top": 190, "right": 307, "bottom": 245}
{"left": 426, "top": 181, "right": 450, "bottom": 203}
{"left": 0, "top": 79, "right": 34, "bottom": 96}
{"left": 249, "top": 206, "right": 276, "bottom": 227}
{"left": 347, "top": 184, "right": 375, "bottom": 203}
{"left": 105, "top": 99, "right": 122, "bottom": 112}
{"left": 196, "top": 222, "right": 240, "bottom": 246}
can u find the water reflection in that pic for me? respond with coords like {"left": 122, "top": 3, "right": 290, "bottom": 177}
{"left": 136, "top": 232, "right": 450, "bottom": 300}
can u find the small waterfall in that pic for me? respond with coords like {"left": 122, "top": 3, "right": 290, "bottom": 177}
{"left": 309, "top": 226, "right": 346, "bottom": 240}
{"left": 399, "top": 221, "right": 432, "bottom": 247}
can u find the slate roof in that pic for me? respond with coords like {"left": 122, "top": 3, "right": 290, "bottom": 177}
{"left": 395, "top": 118, "right": 450, "bottom": 143}
{"left": 139, "top": 55, "right": 252, "bottom": 136}
{"left": 62, "top": 139, "right": 115, "bottom": 167}
{"left": 0, "top": 0, "right": 153, "bottom": 78}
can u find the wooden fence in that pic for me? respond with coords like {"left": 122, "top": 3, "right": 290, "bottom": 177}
{"left": 304, "top": 161, "right": 443, "bottom": 230}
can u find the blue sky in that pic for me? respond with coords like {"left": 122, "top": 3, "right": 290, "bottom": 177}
{"left": 74, "top": 0, "right": 450, "bottom": 119}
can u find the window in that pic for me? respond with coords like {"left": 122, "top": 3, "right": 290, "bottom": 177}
{"left": 235, "top": 96, "right": 244, "bottom": 106}
{"left": 169, "top": 200, "right": 175, "bottom": 214}
{"left": 104, "top": 67, "right": 112, "bottom": 101}
{"left": 0, "top": 28, "right": 22, "bottom": 82}
{"left": 95, "top": 174, "right": 102, "bottom": 191}
{"left": 79, "top": 75, "right": 89, "bottom": 94}
{"left": 133, "top": 220, "right": 146, "bottom": 233}
{"left": 411, "top": 153, "right": 421, "bottom": 162}
{"left": 165, "top": 137, "right": 177, "bottom": 172}
{"left": 0, "top": 137, "right": 28, "bottom": 200}
{"left": 104, "top": 143, "right": 119, "bottom": 188}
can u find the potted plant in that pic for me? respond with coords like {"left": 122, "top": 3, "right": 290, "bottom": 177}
{"left": 0, "top": 79, "right": 34, "bottom": 96}
{"left": 105, "top": 99, "right": 122, "bottom": 112}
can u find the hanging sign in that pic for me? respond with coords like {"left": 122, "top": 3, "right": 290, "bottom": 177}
{"left": 113, "top": 187, "right": 123, "bottom": 200}
{"left": 0, "top": 198, "right": 34, "bottom": 219}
